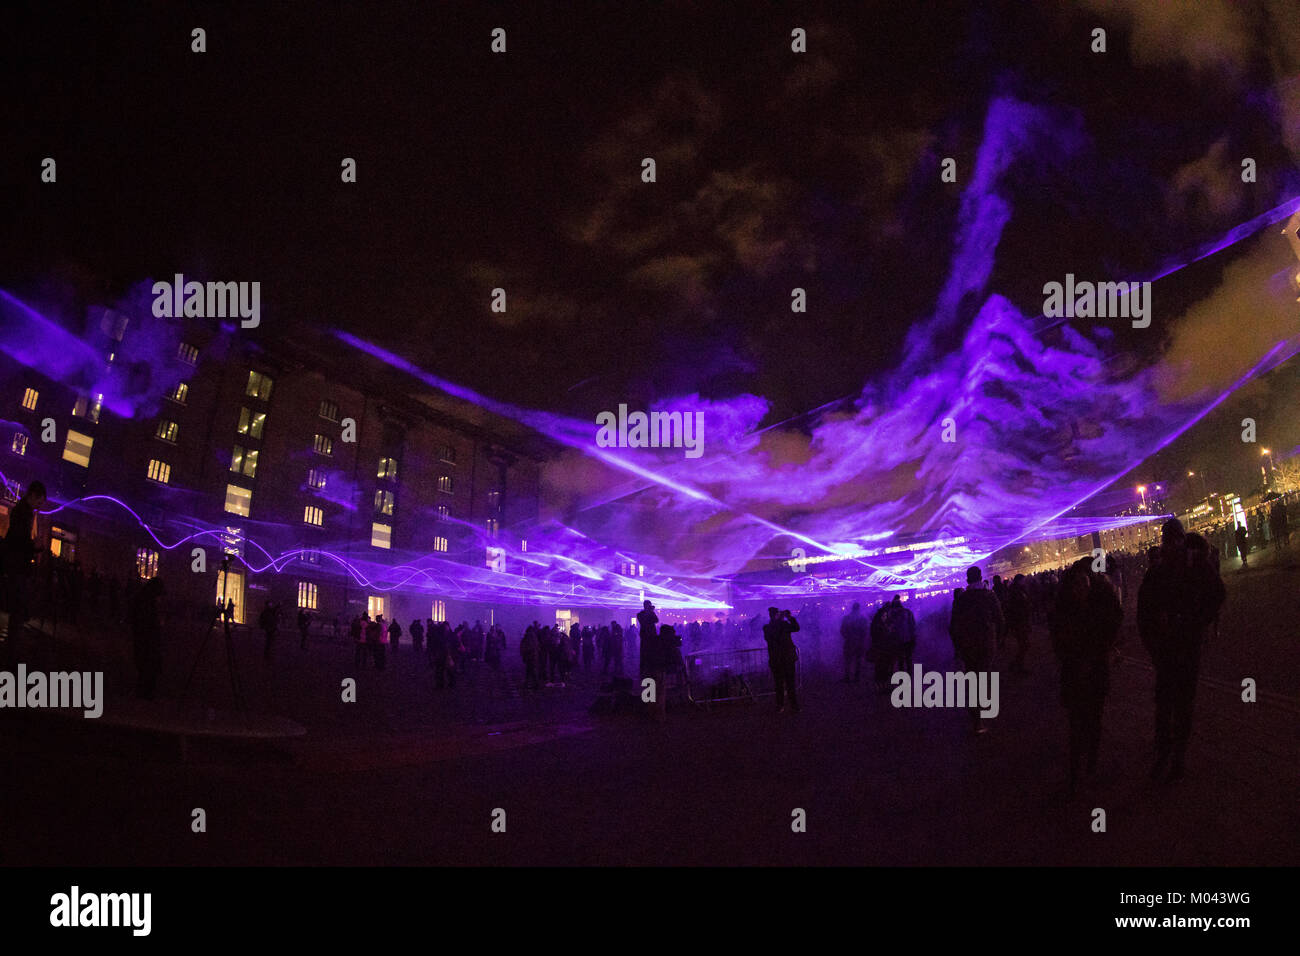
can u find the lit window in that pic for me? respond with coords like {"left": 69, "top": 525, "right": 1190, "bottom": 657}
{"left": 434, "top": 536, "right": 448, "bottom": 552}
{"left": 246, "top": 370, "right": 274, "bottom": 401}
{"left": 638, "top": 565, "right": 645, "bottom": 576}
{"left": 230, "top": 444, "right": 259, "bottom": 478}
{"left": 372, "top": 522, "right": 392, "bottom": 549}
{"left": 374, "top": 489, "right": 394, "bottom": 516}
{"left": 178, "top": 342, "right": 199, "bottom": 365}
{"left": 136, "top": 548, "right": 160, "bottom": 579}
{"left": 71, "top": 394, "right": 103, "bottom": 423}
{"left": 368, "top": 595, "right": 386, "bottom": 620}
{"left": 487, "top": 490, "right": 501, "bottom": 510}
{"left": 221, "top": 527, "right": 242, "bottom": 558}
{"left": 11, "top": 433, "right": 28, "bottom": 456}
{"left": 520, "top": 539, "right": 527, "bottom": 552}
{"left": 486, "top": 517, "right": 498, "bottom": 537}
{"left": 437, "top": 475, "right": 453, "bottom": 493}
{"left": 63, "top": 429, "right": 94, "bottom": 467}
{"left": 21, "top": 388, "right": 38, "bottom": 411}
{"left": 431, "top": 599, "right": 446, "bottom": 622}
{"left": 146, "top": 459, "right": 171, "bottom": 484}
{"left": 225, "top": 484, "right": 252, "bottom": 517}
{"left": 155, "top": 420, "right": 180, "bottom": 443}
{"left": 436, "top": 504, "right": 449, "bottom": 520}
{"left": 237, "top": 407, "right": 266, "bottom": 440}
{"left": 307, "top": 468, "right": 326, "bottom": 490}
{"left": 313, "top": 434, "right": 333, "bottom": 456}
{"left": 437, "top": 444, "right": 456, "bottom": 464}
{"left": 304, "top": 505, "right": 323, "bottom": 526}
{"left": 167, "top": 382, "right": 189, "bottom": 404}
{"left": 297, "top": 581, "right": 318, "bottom": 610}
{"left": 377, "top": 457, "right": 397, "bottom": 480}
{"left": 319, "top": 399, "right": 339, "bottom": 422}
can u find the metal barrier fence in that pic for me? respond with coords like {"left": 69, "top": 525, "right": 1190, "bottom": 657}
{"left": 682, "top": 646, "right": 801, "bottom": 708}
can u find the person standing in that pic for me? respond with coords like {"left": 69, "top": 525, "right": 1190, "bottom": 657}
{"left": 1138, "top": 521, "right": 1225, "bottom": 782}
{"left": 128, "top": 576, "right": 166, "bottom": 699}
{"left": 1050, "top": 559, "right": 1121, "bottom": 796}
{"left": 949, "top": 566, "right": 1004, "bottom": 734}
{"left": 637, "top": 600, "right": 665, "bottom": 721}
{"left": 260, "top": 601, "right": 280, "bottom": 662}
{"left": 1234, "top": 523, "right": 1249, "bottom": 568}
{"left": 352, "top": 614, "right": 367, "bottom": 668}
{"left": 410, "top": 618, "right": 424, "bottom": 655}
{"left": 297, "top": 607, "right": 311, "bottom": 650}
{"left": 387, "top": 617, "right": 402, "bottom": 655}
{"left": 1005, "top": 574, "right": 1032, "bottom": 673}
{"left": 762, "top": 607, "right": 800, "bottom": 713}
{"left": 839, "top": 602, "right": 867, "bottom": 684}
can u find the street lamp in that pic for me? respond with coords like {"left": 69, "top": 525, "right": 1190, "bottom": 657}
{"left": 1137, "top": 484, "right": 1147, "bottom": 511}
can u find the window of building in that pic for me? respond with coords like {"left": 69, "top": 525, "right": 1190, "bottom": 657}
{"left": 486, "top": 517, "right": 498, "bottom": 537}
{"left": 237, "top": 407, "right": 266, "bottom": 440}
{"left": 319, "top": 399, "right": 339, "bottom": 422}
{"left": 21, "top": 388, "right": 38, "bottom": 411}
{"left": 136, "top": 547, "right": 159, "bottom": 579}
{"left": 304, "top": 505, "right": 323, "bottom": 526}
{"left": 230, "top": 444, "right": 259, "bottom": 478}
{"left": 374, "top": 489, "right": 394, "bottom": 516}
{"left": 297, "top": 581, "right": 318, "bottom": 610}
{"left": 221, "top": 527, "right": 242, "bottom": 558}
{"left": 178, "top": 342, "right": 199, "bottom": 365}
{"left": 11, "top": 433, "right": 28, "bottom": 456}
{"left": 246, "top": 370, "right": 274, "bottom": 401}
{"left": 520, "top": 539, "right": 527, "bottom": 552}
{"left": 313, "top": 434, "right": 333, "bottom": 456}
{"left": 437, "top": 475, "right": 453, "bottom": 494}
{"left": 225, "top": 484, "right": 252, "bottom": 517}
{"left": 368, "top": 595, "right": 387, "bottom": 620}
{"left": 433, "top": 536, "right": 448, "bottom": 552}
{"left": 307, "top": 468, "right": 326, "bottom": 490}
{"left": 436, "top": 504, "right": 449, "bottom": 520}
{"left": 62, "top": 429, "right": 94, "bottom": 467}
{"left": 487, "top": 490, "right": 501, "bottom": 511}
{"left": 371, "top": 522, "right": 392, "bottom": 549}
{"left": 437, "top": 444, "right": 456, "bottom": 464}
{"left": 166, "top": 382, "right": 189, "bottom": 404}
{"left": 100, "top": 310, "right": 129, "bottom": 342}
{"left": 155, "top": 420, "right": 180, "bottom": 443}
{"left": 300, "top": 549, "right": 321, "bottom": 565}
{"left": 50, "top": 526, "right": 77, "bottom": 561}
{"left": 431, "top": 599, "right": 446, "bottom": 622}
{"left": 377, "top": 457, "right": 397, "bottom": 480}
{"left": 72, "top": 394, "right": 102, "bottom": 423}
{"left": 146, "top": 459, "right": 171, "bottom": 484}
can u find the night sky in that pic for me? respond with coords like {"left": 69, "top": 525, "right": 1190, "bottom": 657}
{"left": 5, "top": 0, "right": 1300, "bottom": 571}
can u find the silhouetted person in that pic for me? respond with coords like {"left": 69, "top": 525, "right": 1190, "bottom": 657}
{"left": 1138, "top": 519, "right": 1226, "bottom": 783}
{"left": 1006, "top": 574, "right": 1032, "bottom": 673}
{"left": 762, "top": 607, "right": 800, "bottom": 713}
{"left": 260, "top": 601, "right": 279, "bottom": 662}
{"left": 2, "top": 480, "right": 46, "bottom": 643}
{"left": 352, "top": 614, "right": 367, "bottom": 668}
{"left": 638, "top": 601, "right": 665, "bottom": 721}
{"left": 521, "top": 625, "right": 540, "bottom": 690}
{"left": 886, "top": 595, "right": 916, "bottom": 672}
{"left": 298, "top": 607, "right": 311, "bottom": 650}
{"left": 1050, "top": 559, "right": 1122, "bottom": 797}
{"left": 409, "top": 618, "right": 424, "bottom": 654}
{"left": 949, "top": 566, "right": 1004, "bottom": 734}
{"left": 1234, "top": 523, "right": 1249, "bottom": 568}
{"left": 610, "top": 620, "right": 625, "bottom": 677}
{"left": 129, "top": 576, "right": 166, "bottom": 700}
{"left": 387, "top": 617, "right": 402, "bottom": 654}
{"left": 840, "top": 602, "right": 867, "bottom": 683}
{"left": 368, "top": 614, "right": 387, "bottom": 670}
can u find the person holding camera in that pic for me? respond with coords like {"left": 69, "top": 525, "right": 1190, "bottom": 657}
{"left": 763, "top": 607, "right": 801, "bottom": 713}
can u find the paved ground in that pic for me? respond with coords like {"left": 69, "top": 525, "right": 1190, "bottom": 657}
{"left": 1, "top": 542, "right": 1296, "bottom": 866}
